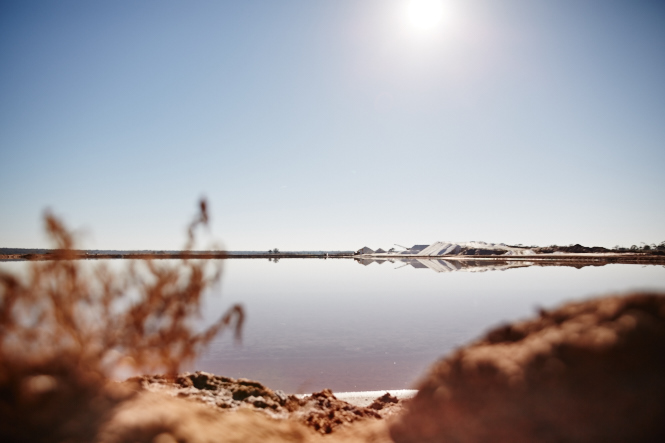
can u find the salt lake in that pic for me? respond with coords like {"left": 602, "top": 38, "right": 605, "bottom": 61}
{"left": 193, "top": 258, "right": 665, "bottom": 393}
{"left": 2, "top": 256, "right": 662, "bottom": 393}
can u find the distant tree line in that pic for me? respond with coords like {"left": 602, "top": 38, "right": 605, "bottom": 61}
{"left": 611, "top": 241, "right": 665, "bottom": 252}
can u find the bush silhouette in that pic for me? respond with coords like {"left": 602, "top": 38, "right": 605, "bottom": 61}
{"left": 0, "top": 200, "right": 244, "bottom": 442}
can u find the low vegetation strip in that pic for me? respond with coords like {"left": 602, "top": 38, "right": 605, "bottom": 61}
{"left": 0, "top": 249, "right": 355, "bottom": 261}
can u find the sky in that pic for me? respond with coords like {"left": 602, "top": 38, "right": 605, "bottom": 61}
{"left": 1, "top": 0, "right": 664, "bottom": 251}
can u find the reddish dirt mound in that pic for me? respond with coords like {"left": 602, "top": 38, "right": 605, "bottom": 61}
{"left": 133, "top": 372, "right": 296, "bottom": 415}
{"left": 390, "top": 293, "right": 665, "bottom": 443}
{"left": 95, "top": 389, "right": 396, "bottom": 443}
{"left": 298, "top": 389, "right": 381, "bottom": 434}
{"left": 134, "top": 372, "right": 402, "bottom": 435}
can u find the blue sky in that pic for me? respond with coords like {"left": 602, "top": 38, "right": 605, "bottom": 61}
{"left": 1, "top": 0, "right": 664, "bottom": 250}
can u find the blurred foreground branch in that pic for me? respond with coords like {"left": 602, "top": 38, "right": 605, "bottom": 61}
{"left": 0, "top": 200, "right": 244, "bottom": 441}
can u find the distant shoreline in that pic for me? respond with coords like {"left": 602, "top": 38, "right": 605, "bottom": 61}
{"left": 1, "top": 248, "right": 664, "bottom": 265}
{"left": 0, "top": 249, "right": 354, "bottom": 261}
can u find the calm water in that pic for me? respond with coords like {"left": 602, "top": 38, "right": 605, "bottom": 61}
{"left": 195, "top": 259, "right": 665, "bottom": 393}
{"left": 2, "top": 258, "right": 664, "bottom": 393}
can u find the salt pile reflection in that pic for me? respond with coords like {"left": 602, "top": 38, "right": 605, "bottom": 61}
{"left": 356, "top": 258, "right": 531, "bottom": 273}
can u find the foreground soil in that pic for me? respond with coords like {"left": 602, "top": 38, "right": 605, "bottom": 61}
{"left": 2, "top": 292, "right": 664, "bottom": 442}
{"left": 391, "top": 292, "right": 665, "bottom": 443}
{"left": 95, "top": 387, "right": 396, "bottom": 443}
{"left": 130, "top": 372, "right": 405, "bottom": 435}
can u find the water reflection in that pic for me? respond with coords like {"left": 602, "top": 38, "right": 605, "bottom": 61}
{"left": 2, "top": 257, "right": 663, "bottom": 394}
{"left": 353, "top": 257, "right": 632, "bottom": 273}
{"left": 195, "top": 259, "right": 665, "bottom": 393}
{"left": 356, "top": 258, "right": 530, "bottom": 273}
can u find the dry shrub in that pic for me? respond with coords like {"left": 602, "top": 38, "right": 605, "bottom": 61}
{"left": 0, "top": 200, "right": 244, "bottom": 442}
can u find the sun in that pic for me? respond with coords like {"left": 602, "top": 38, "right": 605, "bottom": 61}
{"left": 406, "top": 0, "right": 444, "bottom": 31}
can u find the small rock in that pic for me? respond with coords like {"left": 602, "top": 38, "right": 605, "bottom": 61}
{"left": 274, "top": 389, "right": 288, "bottom": 404}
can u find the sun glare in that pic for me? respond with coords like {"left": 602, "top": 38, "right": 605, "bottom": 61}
{"left": 406, "top": 0, "right": 444, "bottom": 31}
